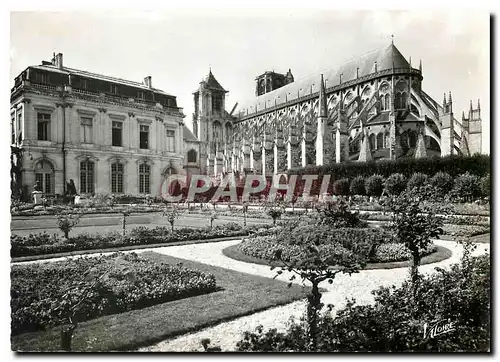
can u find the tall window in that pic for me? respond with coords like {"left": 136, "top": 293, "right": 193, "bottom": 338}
{"left": 11, "top": 116, "right": 15, "bottom": 145}
{"left": 111, "top": 162, "right": 124, "bottom": 193}
{"left": 17, "top": 112, "right": 23, "bottom": 143}
{"left": 139, "top": 163, "right": 150, "bottom": 194}
{"left": 140, "top": 125, "right": 149, "bottom": 149}
{"left": 35, "top": 161, "right": 54, "bottom": 194}
{"left": 166, "top": 130, "right": 175, "bottom": 152}
{"left": 187, "top": 149, "right": 197, "bottom": 163}
{"left": 80, "top": 160, "right": 95, "bottom": 194}
{"left": 110, "top": 84, "right": 118, "bottom": 94}
{"left": 112, "top": 121, "right": 123, "bottom": 147}
{"left": 81, "top": 117, "right": 93, "bottom": 144}
{"left": 37, "top": 113, "right": 51, "bottom": 141}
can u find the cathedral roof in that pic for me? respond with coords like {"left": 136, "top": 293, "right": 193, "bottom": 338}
{"left": 201, "top": 70, "right": 227, "bottom": 93}
{"left": 236, "top": 43, "right": 411, "bottom": 117}
{"left": 183, "top": 125, "right": 199, "bottom": 142}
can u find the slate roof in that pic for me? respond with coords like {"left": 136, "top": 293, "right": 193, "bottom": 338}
{"left": 183, "top": 125, "right": 199, "bottom": 142}
{"left": 200, "top": 70, "right": 227, "bottom": 93}
{"left": 31, "top": 64, "right": 173, "bottom": 96}
{"left": 236, "top": 43, "right": 411, "bottom": 117}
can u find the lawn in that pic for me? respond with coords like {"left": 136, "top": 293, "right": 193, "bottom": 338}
{"left": 11, "top": 251, "right": 309, "bottom": 352}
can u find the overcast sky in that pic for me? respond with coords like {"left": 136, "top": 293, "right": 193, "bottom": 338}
{"left": 10, "top": 10, "right": 490, "bottom": 153}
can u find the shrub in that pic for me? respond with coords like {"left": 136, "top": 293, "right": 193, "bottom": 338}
{"left": 237, "top": 253, "right": 490, "bottom": 352}
{"left": 318, "top": 200, "right": 364, "bottom": 228}
{"left": 56, "top": 213, "right": 82, "bottom": 239}
{"left": 349, "top": 176, "right": 366, "bottom": 196}
{"left": 451, "top": 172, "right": 481, "bottom": 202}
{"left": 384, "top": 173, "right": 407, "bottom": 196}
{"left": 407, "top": 172, "right": 429, "bottom": 191}
{"left": 11, "top": 252, "right": 217, "bottom": 335}
{"left": 332, "top": 178, "right": 350, "bottom": 196}
{"left": 365, "top": 175, "right": 385, "bottom": 197}
{"left": 480, "top": 173, "right": 490, "bottom": 198}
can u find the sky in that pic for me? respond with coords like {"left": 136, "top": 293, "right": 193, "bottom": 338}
{"left": 10, "top": 10, "right": 490, "bottom": 153}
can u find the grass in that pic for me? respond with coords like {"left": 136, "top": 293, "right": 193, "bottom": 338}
{"left": 222, "top": 243, "right": 453, "bottom": 270}
{"left": 11, "top": 251, "right": 309, "bottom": 352}
{"left": 468, "top": 233, "right": 490, "bottom": 244}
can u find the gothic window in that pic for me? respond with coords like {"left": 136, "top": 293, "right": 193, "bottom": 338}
{"left": 139, "top": 163, "right": 150, "bottom": 194}
{"left": 401, "top": 92, "right": 408, "bottom": 109}
{"left": 35, "top": 160, "right": 54, "bottom": 195}
{"left": 80, "top": 160, "right": 95, "bottom": 194}
{"left": 395, "top": 93, "right": 402, "bottom": 109}
{"left": 225, "top": 122, "right": 232, "bottom": 142}
{"left": 213, "top": 121, "right": 222, "bottom": 141}
{"left": 369, "top": 134, "right": 376, "bottom": 150}
{"left": 377, "top": 133, "right": 384, "bottom": 149}
{"left": 383, "top": 94, "right": 390, "bottom": 110}
{"left": 187, "top": 149, "right": 197, "bottom": 163}
{"left": 212, "top": 94, "right": 223, "bottom": 112}
{"left": 111, "top": 162, "right": 124, "bottom": 193}
{"left": 385, "top": 131, "right": 390, "bottom": 148}
{"left": 409, "top": 131, "right": 417, "bottom": 148}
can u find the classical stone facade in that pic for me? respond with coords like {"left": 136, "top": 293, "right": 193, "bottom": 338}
{"left": 194, "top": 43, "right": 483, "bottom": 177}
{"left": 10, "top": 53, "right": 201, "bottom": 199}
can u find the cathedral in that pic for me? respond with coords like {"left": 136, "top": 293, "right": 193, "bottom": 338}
{"left": 192, "top": 42, "right": 483, "bottom": 178}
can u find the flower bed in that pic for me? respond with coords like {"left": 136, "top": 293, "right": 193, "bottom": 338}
{"left": 11, "top": 223, "right": 264, "bottom": 258}
{"left": 237, "top": 227, "right": 437, "bottom": 264}
{"left": 11, "top": 252, "right": 217, "bottom": 335}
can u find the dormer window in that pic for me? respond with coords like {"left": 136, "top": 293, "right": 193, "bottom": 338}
{"left": 110, "top": 84, "right": 118, "bottom": 94}
{"left": 138, "top": 91, "right": 145, "bottom": 100}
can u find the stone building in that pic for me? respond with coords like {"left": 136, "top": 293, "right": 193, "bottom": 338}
{"left": 10, "top": 53, "right": 201, "bottom": 199}
{"left": 194, "top": 42, "right": 483, "bottom": 177}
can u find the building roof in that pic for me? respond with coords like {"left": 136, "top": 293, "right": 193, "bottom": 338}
{"left": 236, "top": 43, "right": 410, "bottom": 117}
{"left": 200, "top": 70, "right": 227, "bottom": 93}
{"left": 30, "top": 64, "right": 174, "bottom": 96}
{"left": 183, "top": 125, "right": 199, "bottom": 142}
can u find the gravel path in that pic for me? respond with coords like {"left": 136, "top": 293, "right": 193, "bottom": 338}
{"left": 137, "top": 239, "right": 489, "bottom": 352}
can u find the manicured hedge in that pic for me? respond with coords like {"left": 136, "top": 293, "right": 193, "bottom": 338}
{"left": 11, "top": 223, "right": 264, "bottom": 258}
{"left": 11, "top": 252, "right": 217, "bottom": 335}
{"left": 288, "top": 154, "right": 490, "bottom": 179}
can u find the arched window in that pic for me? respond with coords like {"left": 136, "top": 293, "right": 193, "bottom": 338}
{"left": 377, "top": 133, "right": 384, "bottom": 149}
{"left": 395, "top": 93, "right": 402, "bottom": 109}
{"left": 384, "top": 94, "right": 390, "bottom": 110}
{"left": 139, "top": 163, "right": 150, "bottom": 194}
{"left": 80, "top": 160, "right": 95, "bottom": 194}
{"left": 213, "top": 121, "right": 222, "bottom": 140}
{"left": 187, "top": 149, "right": 197, "bottom": 163}
{"left": 225, "top": 122, "right": 232, "bottom": 142}
{"left": 111, "top": 162, "right": 124, "bottom": 194}
{"left": 409, "top": 131, "right": 417, "bottom": 148}
{"left": 35, "top": 160, "right": 54, "bottom": 194}
{"left": 369, "top": 133, "right": 376, "bottom": 150}
{"left": 401, "top": 92, "right": 408, "bottom": 109}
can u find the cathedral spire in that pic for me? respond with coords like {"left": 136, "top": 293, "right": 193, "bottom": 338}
{"left": 443, "top": 93, "right": 447, "bottom": 108}
{"left": 448, "top": 91, "right": 452, "bottom": 104}
{"left": 319, "top": 74, "right": 328, "bottom": 118}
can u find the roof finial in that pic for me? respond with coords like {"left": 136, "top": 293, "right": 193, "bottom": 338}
{"left": 448, "top": 91, "right": 452, "bottom": 103}
{"left": 419, "top": 59, "right": 422, "bottom": 72}
{"left": 443, "top": 93, "right": 447, "bottom": 107}
{"left": 477, "top": 98, "right": 481, "bottom": 110}
{"left": 391, "top": 34, "right": 394, "bottom": 45}
{"left": 462, "top": 110, "right": 465, "bottom": 120}
{"left": 470, "top": 99, "right": 473, "bottom": 110}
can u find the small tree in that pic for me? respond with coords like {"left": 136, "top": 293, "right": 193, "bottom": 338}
{"left": 163, "top": 206, "right": 180, "bottom": 232}
{"left": 383, "top": 191, "right": 443, "bottom": 291}
{"left": 121, "top": 209, "right": 131, "bottom": 236}
{"left": 271, "top": 222, "right": 369, "bottom": 351}
{"left": 480, "top": 173, "right": 490, "bottom": 198}
{"left": 451, "top": 172, "right": 481, "bottom": 202}
{"left": 242, "top": 202, "right": 249, "bottom": 227}
{"left": 406, "top": 172, "right": 429, "bottom": 192}
{"left": 265, "top": 201, "right": 284, "bottom": 225}
{"left": 349, "top": 175, "right": 366, "bottom": 196}
{"left": 56, "top": 213, "right": 82, "bottom": 239}
{"left": 384, "top": 173, "right": 407, "bottom": 196}
{"left": 365, "top": 174, "right": 385, "bottom": 197}
{"left": 210, "top": 212, "right": 218, "bottom": 229}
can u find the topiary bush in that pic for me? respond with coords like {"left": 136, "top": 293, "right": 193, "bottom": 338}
{"left": 332, "top": 178, "right": 350, "bottom": 196}
{"left": 450, "top": 172, "right": 481, "bottom": 202}
{"left": 365, "top": 175, "right": 385, "bottom": 197}
{"left": 349, "top": 176, "right": 366, "bottom": 195}
{"left": 384, "top": 173, "right": 407, "bottom": 196}
{"left": 430, "top": 171, "right": 453, "bottom": 198}
{"left": 480, "top": 173, "right": 490, "bottom": 198}
{"left": 407, "top": 172, "right": 429, "bottom": 192}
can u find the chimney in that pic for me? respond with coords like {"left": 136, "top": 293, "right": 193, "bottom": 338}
{"left": 144, "top": 76, "right": 152, "bottom": 89}
{"left": 55, "top": 53, "right": 63, "bottom": 69}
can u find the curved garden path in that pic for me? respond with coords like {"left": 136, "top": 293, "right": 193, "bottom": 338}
{"left": 137, "top": 239, "right": 490, "bottom": 352}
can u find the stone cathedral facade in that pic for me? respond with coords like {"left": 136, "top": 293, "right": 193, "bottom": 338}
{"left": 193, "top": 43, "right": 483, "bottom": 178}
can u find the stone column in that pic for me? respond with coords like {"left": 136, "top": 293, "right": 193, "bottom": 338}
{"left": 301, "top": 124, "right": 307, "bottom": 167}
{"left": 287, "top": 138, "right": 292, "bottom": 170}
